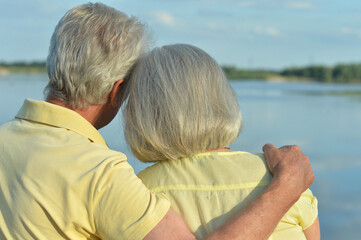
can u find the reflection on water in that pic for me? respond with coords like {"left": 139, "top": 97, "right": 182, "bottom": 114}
{"left": 1, "top": 74, "right": 361, "bottom": 239}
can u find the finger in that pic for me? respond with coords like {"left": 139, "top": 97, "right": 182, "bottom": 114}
{"left": 279, "top": 145, "right": 300, "bottom": 151}
{"left": 262, "top": 143, "right": 277, "bottom": 153}
{"left": 279, "top": 145, "right": 293, "bottom": 150}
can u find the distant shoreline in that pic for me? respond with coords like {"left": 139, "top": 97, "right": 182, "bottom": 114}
{"left": 0, "top": 67, "right": 10, "bottom": 75}
{"left": 0, "top": 67, "right": 46, "bottom": 74}
{"left": 1, "top": 61, "right": 361, "bottom": 83}
{"left": 0, "top": 61, "right": 46, "bottom": 75}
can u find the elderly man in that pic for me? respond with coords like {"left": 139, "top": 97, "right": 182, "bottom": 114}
{"left": 0, "top": 3, "right": 314, "bottom": 240}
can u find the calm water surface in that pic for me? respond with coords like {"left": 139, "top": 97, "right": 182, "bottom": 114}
{"left": 1, "top": 73, "right": 361, "bottom": 239}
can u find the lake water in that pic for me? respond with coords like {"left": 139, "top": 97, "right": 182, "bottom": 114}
{"left": 1, "top": 73, "right": 361, "bottom": 239}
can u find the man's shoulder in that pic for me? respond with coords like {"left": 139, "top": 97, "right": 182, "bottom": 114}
{"left": 0, "top": 118, "right": 18, "bottom": 128}
{"left": 83, "top": 143, "right": 128, "bottom": 166}
{"left": 0, "top": 118, "right": 22, "bottom": 140}
{"left": 1, "top": 116, "right": 129, "bottom": 180}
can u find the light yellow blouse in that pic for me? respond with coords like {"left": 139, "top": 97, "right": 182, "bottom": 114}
{"left": 138, "top": 151, "right": 318, "bottom": 240}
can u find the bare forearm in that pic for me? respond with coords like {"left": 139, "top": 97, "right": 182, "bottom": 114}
{"left": 203, "top": 177, "right": 299, "bottom": 240}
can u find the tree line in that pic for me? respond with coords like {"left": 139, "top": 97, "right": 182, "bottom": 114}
{"left": 0, "top": 61, "right": 46, "bottom": 73}
{"left": 223, "top": 63, "right": 361, "bottom": 83}
{"left": 1, "top": 61, "right": 361, "bottom": 83}
{"left": 280, "top": 63, "right": 361, "bottom": 83}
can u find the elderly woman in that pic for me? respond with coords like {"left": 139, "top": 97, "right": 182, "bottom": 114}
{"left": 123, "top": 44, "right": 320, "bottom": 240}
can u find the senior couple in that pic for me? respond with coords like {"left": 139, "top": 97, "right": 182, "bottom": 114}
{"left": 0, "top": 2, "right": 319, "bottom": 240}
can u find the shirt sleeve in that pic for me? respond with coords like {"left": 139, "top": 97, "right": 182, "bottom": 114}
{"left": 92, "top": 160, "right": 170, "bottom": 240}
{"left": 296, "top": 188, "right": 319, "bottom": 230}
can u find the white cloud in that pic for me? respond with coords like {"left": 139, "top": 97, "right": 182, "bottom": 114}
{"left": 152, "top": 11, "right": 176, "bottom": 27}
{"left": 260, "top": 27, "right": 281, "bottom": 37}
{"left": 238, "top": 25, "right": 282, "bottom": 37}
{"left": 341, "top": 27, "right": 361, "bottom": 39}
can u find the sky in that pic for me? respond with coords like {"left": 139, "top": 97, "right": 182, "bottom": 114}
{"left": 1, "top": 0, "right": 361, "bottom": 70}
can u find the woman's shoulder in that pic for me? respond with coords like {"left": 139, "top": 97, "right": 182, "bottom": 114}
{"left": 138, "top": 151, "right": 272, "bottom": 189}
{"left": 137, "top": 160, "right": 176, "bottom": 188}
{"left": 213, "top": 151, "right": 272, "bottom": 183}
{"left": 209, "top": 151, "right": 268, "bottom": 171}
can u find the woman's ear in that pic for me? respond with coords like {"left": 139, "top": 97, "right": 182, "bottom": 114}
{"left": 108, "top": 79, "right": 125, "bottom": 108}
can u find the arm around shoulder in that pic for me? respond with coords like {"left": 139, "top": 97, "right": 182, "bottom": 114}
{"left": 145, "top": 143, "right": 315, "bottom": 240}
{"left": 144, "top": 176, "right": 301, "bottom": 240}
{"left": 143, "top": 208, "right": 196, "bottom": 240}
{"left": 200, "top": 144, "right": 316, "bottom": 240}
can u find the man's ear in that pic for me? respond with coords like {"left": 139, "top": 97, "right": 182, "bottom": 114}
{"left": 108, "top": 79, "right": 125, "bottom": 107}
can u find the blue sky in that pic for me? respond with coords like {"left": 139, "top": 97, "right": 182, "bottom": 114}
{"left": 1, "top": 0, "right": 361, "bottom": 69}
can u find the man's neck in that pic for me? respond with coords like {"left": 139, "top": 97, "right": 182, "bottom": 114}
{"left": 46, "top": 99, "right": 106, "bottom": 129}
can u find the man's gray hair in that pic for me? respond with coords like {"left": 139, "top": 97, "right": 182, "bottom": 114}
{"left": 123, "top": 44, "right": 242, "bottom": 162}
{"left": 45, "top": 2, "right": 150, "bottom": 108}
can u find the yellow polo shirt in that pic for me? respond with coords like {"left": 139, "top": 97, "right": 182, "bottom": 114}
{"left": 0, "top": 99, "right": 170, "bottom": 240}
{"left": 138, "top": 151, "right": 318, "bottom": 240}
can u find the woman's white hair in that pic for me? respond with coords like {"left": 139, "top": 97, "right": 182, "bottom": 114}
{"left": 123, "top": 44, "right": 242, "bottom": 162}
{"left": 45, "top": 2, "right": 150, "bottom": 108}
